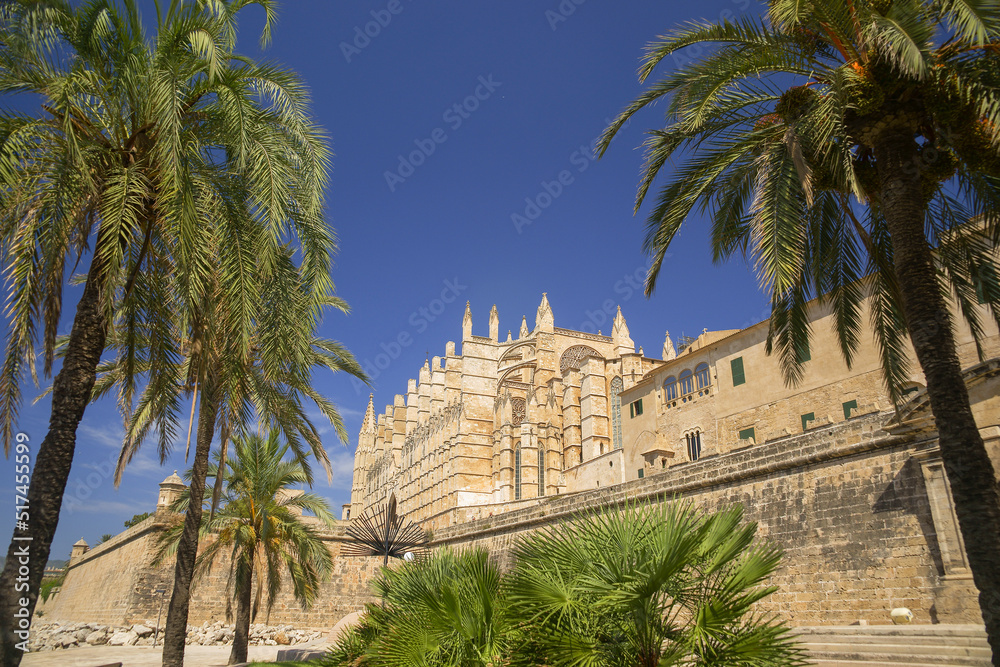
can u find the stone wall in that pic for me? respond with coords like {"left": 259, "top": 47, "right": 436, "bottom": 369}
{"left": 41, "top": 406, "right": 994, "bottom": 630}
{"left": 43, "top": 516, "right": 381, "bottom": 630}
{"left": 432, "top": 410, "right": 987, "bottom": 627}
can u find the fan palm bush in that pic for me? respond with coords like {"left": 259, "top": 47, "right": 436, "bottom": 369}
{"left": 338, "top": 548, "right": 512, "bottom": 667}
{"left": 0, "top": 2, "right": 338, "bottom": 664}
{"left": 159, "top": 429, "right": 335, "bottom": 665}
{"left": 328, "top": 503, "right": 802, "bottom": 667}
{"left": 507, "top": 502, "right": 805, "bottom": 667}
{"left": 598, "top": 0, "right": 1000, "bottom": 658}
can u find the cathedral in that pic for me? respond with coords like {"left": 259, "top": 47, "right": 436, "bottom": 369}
{"left": 350, "top": 290, "right": 1000, "bottom": 534}
{"left": 349, "top": 294, "right": 662, "bottom": 528}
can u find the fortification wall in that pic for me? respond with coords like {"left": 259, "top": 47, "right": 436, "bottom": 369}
{"left": 44, "top": 519, "right": 381, "bottom": 630}
{"left": 433, "top": 410, "right": 985, "bottom": 627}
{"left": 42, "top": 410, "right": 990, "bottom": 630}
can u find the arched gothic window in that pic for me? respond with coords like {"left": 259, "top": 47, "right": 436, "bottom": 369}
{"left": 663, "top": 376, "right": 677, "bottom": 400}
{"left": 686, "top": 431, "right": 702, "bottom": 461}
{"left": 695, "top": 363, "right": 710, "bottom": 389}
{"left": 514, "top": 445, "right": 522, "bottom": 500}
{"left": 610, "top": 376, "right": 623, "bottom": 450}
{"left": 538, "top": 447, "right": 545, "bottom": 496}
{"left": 679, "top": 369, "right": 694, "bottom": 395}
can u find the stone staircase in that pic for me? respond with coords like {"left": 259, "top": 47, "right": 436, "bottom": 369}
{"left": 795, "top": 625, "right": 992, "bottom": 667}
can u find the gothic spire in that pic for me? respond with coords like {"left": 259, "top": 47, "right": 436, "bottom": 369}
{"left": 662, "top": 330, "right": 676, "bottom": 361}
{"left": 536, "top": 292, "right": 554, "bottom": 331}
{"left": 361, "top": 393, "right": 377, "bottom": 434}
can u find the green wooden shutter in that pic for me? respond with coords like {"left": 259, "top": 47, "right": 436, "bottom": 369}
{"left": 843, "top": 400, "right": 858, "bottom": 419}
{"left": 738, "top": 427, "right": 755, "bottom": 441}
{"left": 731, "top": 357, "right": 745, "bottom": 386}
{"left": 801, "top": 412, "right": 815, "bottom": 431}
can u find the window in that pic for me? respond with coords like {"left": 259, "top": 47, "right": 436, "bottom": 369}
{"left": 738, "top": 427, "right": 756, "bottom": 443}
{"left": 686, "top": 431, "right": 702, "bottom": 461}
{"left": 638, "top": 468, "right": 644, "bottom": 479}
{"left": 664, "top": 377, "right": 677, "bottom": 400}
{"left": 514, "top": 446, "right": 522, "bottom": 500}
{"left": 974, "top": 265, "right": 996, "bottom": 305}
{"left": 679, "top": 370, "right": 694, "bottom": 395}
{"left": 796, "top": 342, "right": 811, "bottom": 363}
{"left": 611, "top": 377, "right": 623, "bottom": 450}
{"left": 843, "top": 400, "right": 858, "bottom": 419}
{"left": 538, "top": 447, "right": 545, "bottom": 496}
{"left": 731, "top": 357, "right": 745, "bottom": 386}
{"left": 695, "top": 363, "right": 710, "bottom": 389}
{"left": 629, "top": 399, "right": 643, "bottom": 418}
{"left": 801, "top": 412, "right": 815, "bottom": 431}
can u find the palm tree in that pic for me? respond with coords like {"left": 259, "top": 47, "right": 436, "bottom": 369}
{"left": 0, "top": 2, "right": 334, "bottom": 664}
{"left": 159, "top": 429, "right": 335, "bottom": 665}
{"left": 506, "top": 502, "right": 805, "bottom": 667}
{"left": 598, "top": 1, "right": 1000, "bottom": 659}
{"left": 89, "top": 247, "right": 366, "bottom": 665}
{"left": 336, "top": 548, "right": 513, "bottom": 667}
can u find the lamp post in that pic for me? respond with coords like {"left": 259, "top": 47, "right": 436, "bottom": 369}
{"left": 152, "top": 587, "right": 168, "bottom": 647}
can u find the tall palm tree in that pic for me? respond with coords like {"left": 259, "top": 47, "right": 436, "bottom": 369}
{"left": 85, "top": 248, "right": 366, "bottom": 666}
{"left": 598, "top": 1, "right": 1000, "bottom": 659}
{"left": 506, "top": 502, "right": 805, "bottom": 667}
{"left": 158, "top": 430, "right": 335, "bottom": 665}
{"left": 0, "top": 2, "right": 333, "bottom": 664}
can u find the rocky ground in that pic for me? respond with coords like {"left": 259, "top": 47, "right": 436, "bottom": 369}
{"left": 27, "top": 620, "right": 324, "bottom": 652}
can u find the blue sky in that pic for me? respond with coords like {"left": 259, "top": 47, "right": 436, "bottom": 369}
{"left": 1, "top": 0, "right": 775, "bottom": 560}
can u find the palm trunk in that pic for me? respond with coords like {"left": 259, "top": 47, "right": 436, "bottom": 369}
{"left": 229, "top": 554, "right": 253, "bottom": 665}
{"left": 0, "top": 265, "right": 107, "bottom": 667}
{"left": 874, "top": 124, "right": 1000, "bottom": 665}
{"left": 161, "top": 381, "right": 217, "bottom": 667}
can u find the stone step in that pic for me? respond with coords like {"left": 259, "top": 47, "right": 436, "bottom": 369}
{"left": 793, "top": 625, "right": 993, "bottom": 667}
{"left": 797, "top": 634, "right": 988, "bottom": 648}
{"left": 806, "top": 648, "right": 990, "bottom": 666}
{"left": 810, "top": 661, "right": 977, "bottom": 667}
{"left": 794, "top": 624, "right": 989, "bottom": 638}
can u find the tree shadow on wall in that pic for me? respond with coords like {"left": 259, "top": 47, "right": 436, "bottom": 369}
{"left": 872, "top": 457, "right": 944, "bottom": 577}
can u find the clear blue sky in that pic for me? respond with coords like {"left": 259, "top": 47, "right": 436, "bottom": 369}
{"left": 1, "top": 0, "right": 773, "bottom": 560}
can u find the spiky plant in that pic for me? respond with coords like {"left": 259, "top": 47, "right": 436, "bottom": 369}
{"left": 158, "top": 430, "right": 336, "bottom": 665}
{"left": 339, "top": 548, "right": 513, "bottom": 667}
{"left": 506, "top": 502, "right": 805, "bottom": 667}
{"left": 599, "top": 1, "right": 1000, "bottom": 660}
{"left": 0, "top": 2, "right": 337, "bottom": 665}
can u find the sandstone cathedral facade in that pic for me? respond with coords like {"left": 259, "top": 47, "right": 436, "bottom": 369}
{"left": 349, "top": 295, "right": 662, "bottom": 528}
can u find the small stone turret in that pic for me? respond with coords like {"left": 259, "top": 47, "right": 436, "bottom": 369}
{"left": 536, "top": 293, "right": 554, "bottom": 332}
{"left": 70, "top": 538, "right": 89, "bottom": 560}
{"left": 157, "top": 470, "right": 186, "bottom": 511}
{"left": 519, "top": 316, "right": 529, "bottom": 339}
{"left": 462, "top": 302, "right": 473, "bottom": 340}
{"left": 662, "top": 331, "right": 676, "bottom": 360}
{"left": 612, "top": 306, "right": 635, "bottom": 355}
{"left": 489, "top": 304, "right": 499, "bottom": 342}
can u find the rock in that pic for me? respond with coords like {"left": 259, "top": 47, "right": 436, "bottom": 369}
{"left": 51, "top": 632, "right": 76, "bottom": 648}
{"left": 107, "top": 631, "right": 131, "bottom": 646}
{"left": 265, "top": 638, "right": 277, "bottom": 645}
{"left": 85, "top": 630, "right": 107, "bottom": 645}
{"left": 131, "top": 624, "right": 153, "bottom": 638}
{"left": 274, "top": 631, "right": 291, "bottom": 645}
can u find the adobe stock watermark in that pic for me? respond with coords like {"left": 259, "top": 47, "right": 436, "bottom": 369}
{"left": 575, "top": 260, "right": 656, "bottom": 335}
{"left": 62, "top": 451, "right": 119, "bottom": 514}
{"left": 384, "top": 75, "right": 502, "bottom": 192}
{"left": 351, "top": 277, "right": 468, "bottom": 395}
{"left": 545, "top": 0, "right": 589, "bottom": 31}
{"left": 667, "top": 0, "right": 753, "bottom": 68}
{"left": 340, "top": 0, "right": 414, "bottom": 64}
{"left": 11, "top": 431, "right": 31, "bottom": 652}
{"left": 510, "top": 116, "right": 629, "bottom": 235}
